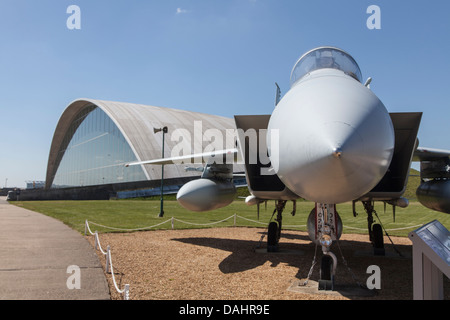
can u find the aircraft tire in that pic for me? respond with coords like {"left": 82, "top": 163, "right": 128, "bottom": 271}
{"left": 372, "top": 223, "right": 385, "bottom": 256}
{"left": 267, "top": 222, "right": 279, "bottom": 252}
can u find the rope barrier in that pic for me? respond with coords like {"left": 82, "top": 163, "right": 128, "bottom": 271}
{"left": 85, "top": 214, "right": 306, "bottom": 232}
{"left": 86, "top": 214, "right": 423, "bottom": 233}
{"left": 173, "top": 216, "right": 234, "bottom": 226}
{"left": 236, "top": 215, "right": 268, "bottom": 225}
{"left": 87, "top": 218, "right": 172, "bottom": 232}
{"left": 85, "top": 214, "right": 423, "bottom": 300}
{"left": 85, "top": 220, "right": 130, "bottom": 300}
{"left": 107, "top": 247, "right": 130, "bottom": 300}
{"left": 379, "top": 224, "right": 424, "bottom": 231}
{"left": 344, "top": 223, "right": 424, "bottom": 231}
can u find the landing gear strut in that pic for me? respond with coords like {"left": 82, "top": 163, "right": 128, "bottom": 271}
{"left": 319, "top": 251, "right": 337, "bottom": 290}
{"left": 362, "top": 201, "right": 385, "bottom": 256}
{"left": 314, "top": 203, "right": 340, "bottom": 290}
{"left": 267, "top": 200, "right": 286, "bottom": 252}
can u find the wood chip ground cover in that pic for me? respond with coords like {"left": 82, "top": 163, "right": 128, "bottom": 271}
{"left": 86, "top": 227, "right": 449, "bottom": 300}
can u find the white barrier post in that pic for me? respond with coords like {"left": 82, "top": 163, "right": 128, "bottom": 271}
{"left": 94, "top": 231, "right": 98, "bottom": 250}
{"left": 171, "top": 217, "right": 174, "bottom": 230}
{"left": 86, "top": 220, "right": 131, "bottom": 300}
{"left": 234, "top": 214, "right": 236, "bottom": 227}
{"left": 106, "top": 245, "right": 111, "bottom": 274}
{"left": 123, "top": 284, "right": 130, "bottom": 300}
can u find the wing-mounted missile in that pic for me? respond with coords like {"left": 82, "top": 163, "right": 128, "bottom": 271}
{"left": 245, "top": 194, "right": 263, "bottom": 206}
{"left": 177, "top": 156, "right": 237, "bottom": 212}
{"left": 416, "top": 180, "right": 450, "bottom": 213}
{"left": 244, "top": 195, "right": 272, "bottom": 220}
{"left": 413, "top": 147, "right": 450, "bottom": 213}
{"left": 125, "top": 148, "right": 239, "bottom": 212}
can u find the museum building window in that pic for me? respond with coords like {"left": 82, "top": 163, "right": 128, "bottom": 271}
{"left": 51, "top": 105, "right": 147, "bottom": 188}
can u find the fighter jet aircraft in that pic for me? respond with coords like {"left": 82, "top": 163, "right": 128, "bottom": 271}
{"left": 126, "top": 46, "right": 450, "bottom": 290}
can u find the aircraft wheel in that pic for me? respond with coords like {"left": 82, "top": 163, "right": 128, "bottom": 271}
{"left": 267, "top": 222, "right": 279, "bottom": 252}
{"left": 372, "top": 223, "right": 385, "bottom": 256}
{"left": 277, "top": 220, "right": 282, "bottom": 241}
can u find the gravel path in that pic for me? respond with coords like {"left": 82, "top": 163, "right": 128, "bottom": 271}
{"left": 86, "top": 227, "right": 448, "bottom": 300}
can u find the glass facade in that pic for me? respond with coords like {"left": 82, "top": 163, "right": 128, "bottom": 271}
{"left": 51, "top": 105, "right": 147, "bottom": 188}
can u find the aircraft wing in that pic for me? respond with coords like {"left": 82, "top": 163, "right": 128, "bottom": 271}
{"left": 125, "top": 148, "right": 238, "bottom": 167}
{"left": 413, "top": 147, "right": 450, "bottom": 161}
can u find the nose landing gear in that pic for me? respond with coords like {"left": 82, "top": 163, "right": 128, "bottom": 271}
{"left": 311, "top": 203, "right": 342, "bottom": 291}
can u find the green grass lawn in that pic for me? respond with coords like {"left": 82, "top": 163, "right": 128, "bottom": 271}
{"left": 13, "top": 198, "right": 450, "bottom": 238}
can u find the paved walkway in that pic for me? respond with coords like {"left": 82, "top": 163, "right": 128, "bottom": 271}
{"left": 0, "top": 197, "right": 110, "bottom": 300}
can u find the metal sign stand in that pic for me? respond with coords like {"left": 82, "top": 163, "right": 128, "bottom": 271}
{"left": 408, "top": 220, "right": 450, "bottom": 300}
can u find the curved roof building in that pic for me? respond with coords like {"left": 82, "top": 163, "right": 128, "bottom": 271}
{"left": 45, "top": 99, "right": 241, "bottom": 194}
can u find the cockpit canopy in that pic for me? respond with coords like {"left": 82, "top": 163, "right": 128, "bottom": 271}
{"left": 290, "top": 47, "right": 362, "bottom": 87}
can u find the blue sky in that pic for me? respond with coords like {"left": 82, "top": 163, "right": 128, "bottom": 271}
{"left": 1, "top": 0, "right": 450, "bottom": 188}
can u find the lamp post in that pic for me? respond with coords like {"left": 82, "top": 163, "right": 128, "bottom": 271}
{"left": 154, "top": 126, "right": 168, "bottom": 217}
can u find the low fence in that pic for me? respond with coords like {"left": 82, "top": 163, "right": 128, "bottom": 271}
{"left": 84, "top": 214, "right": 302, "bottom": 300}
{"left": 85, "top": 214, "right": 306, "bottom": 233}
{"left": 84, "top": 214, "right": 424, "bottom": 300}
{"left": 85, "top": 221, "right": 130, "bottom": 300}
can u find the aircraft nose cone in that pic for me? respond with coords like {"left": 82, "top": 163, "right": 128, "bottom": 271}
{"left": 332, "top": 147, "right": 342, "bottom": 158}
{"left": 298, "top": 121, "right": 367, "bottom": 185}
{"left": 267, "top": 74, "right": 395, "bottom": 204}
{"left": 274, "top": 119, "right": 392, "bottom": 204}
